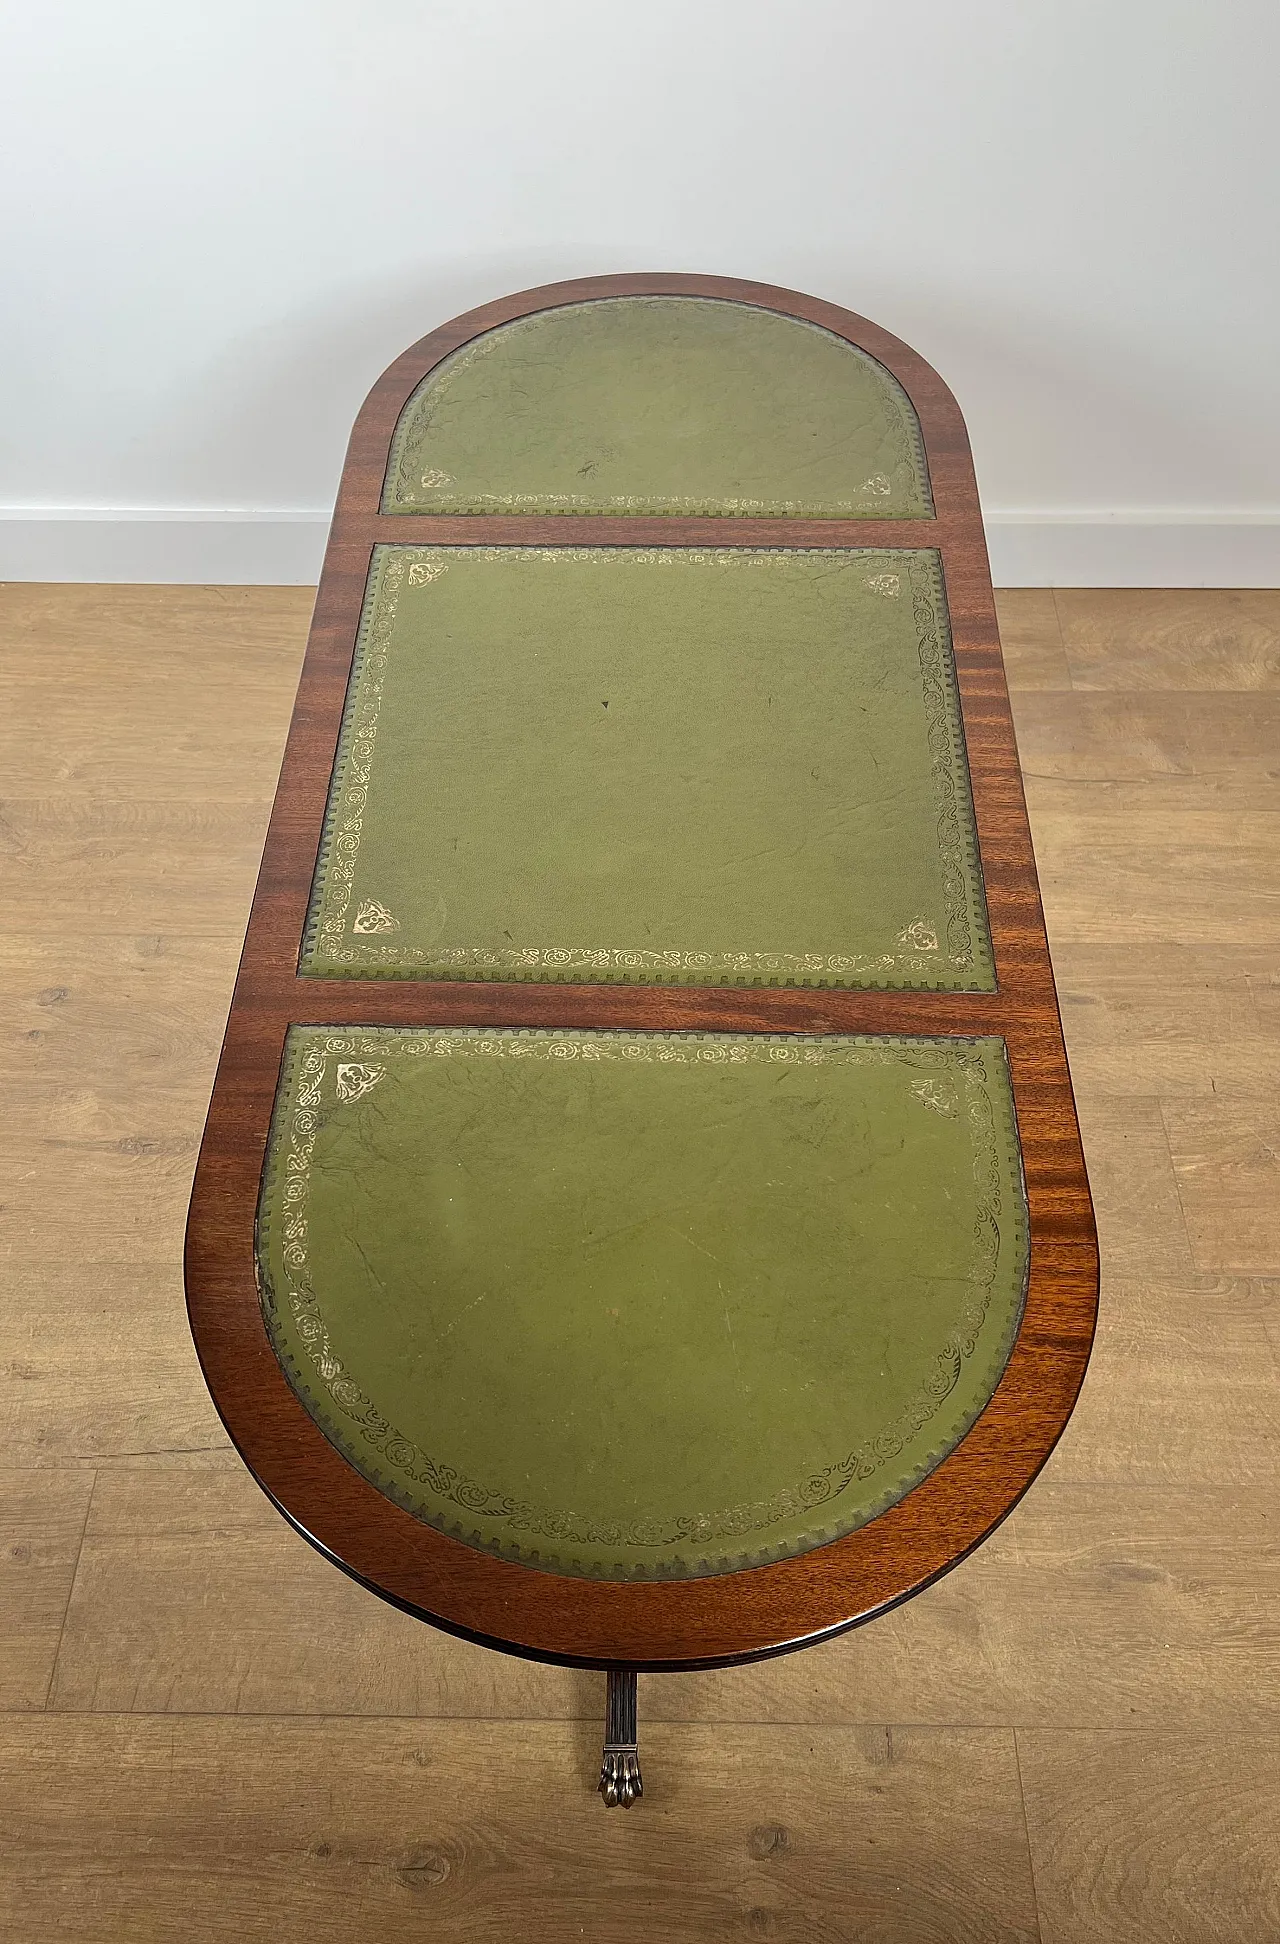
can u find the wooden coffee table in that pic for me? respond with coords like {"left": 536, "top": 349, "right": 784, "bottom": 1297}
{"left": 185, "top": 274, "right": 1097, "bottom": 1807}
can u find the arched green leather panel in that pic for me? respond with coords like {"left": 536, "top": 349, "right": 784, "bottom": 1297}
{"left": 300, "top": 546, "right": 995, "bottom": 991}
{"left": 381, "top": 297, "right": 932, "bottom": 518}
{"left": 257, "top": 1027, "right": 1029, "bottom": 1581}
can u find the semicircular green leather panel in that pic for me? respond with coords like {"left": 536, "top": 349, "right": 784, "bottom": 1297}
{"left": 382, "top": 297, "right": 932, "bottom": 518}
{"left": 257, "top": 1026, "right": 1028, "bottom": 1581}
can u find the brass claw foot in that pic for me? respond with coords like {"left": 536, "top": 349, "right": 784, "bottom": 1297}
{"left": 599, "top": 1745, "right": 643, "bottom": 1808}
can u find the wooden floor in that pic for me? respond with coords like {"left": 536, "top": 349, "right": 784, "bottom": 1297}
{"left": 2, "top": 583, "right": 1279, "bottom": 1941}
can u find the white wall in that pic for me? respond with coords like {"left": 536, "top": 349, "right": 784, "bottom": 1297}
{"left": 1, "top": 0, "right": 1277, "bottom": 585}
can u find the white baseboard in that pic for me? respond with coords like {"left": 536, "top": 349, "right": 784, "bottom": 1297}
{"left": 985, "top": 512, "right": 1280, "bottom": 588}
{"left": 0, "top": 510, "right": 329, "bottom": 585}
{"left": 1, "top": 508, "right": 1277, "bottom": 588}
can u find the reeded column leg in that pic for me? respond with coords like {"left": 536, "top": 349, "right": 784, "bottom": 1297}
{"left": 598, "top": 1668, "right": 642, "bottom": 1807}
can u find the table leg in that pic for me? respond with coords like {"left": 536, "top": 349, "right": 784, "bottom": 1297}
{"left": 598, "top": 1668, "right": 643, "bottom": 1807}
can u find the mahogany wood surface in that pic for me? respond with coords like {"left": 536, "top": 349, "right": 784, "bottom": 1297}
{"left": 184, "top": 273, "right": 1098, "bottom": 1670}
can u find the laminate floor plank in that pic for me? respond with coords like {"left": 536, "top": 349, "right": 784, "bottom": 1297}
{"left": 1017, "top": 1729, "right": 1280, "bottom": 1943}
{"left": 0, "top": 1262, "right": 231, "bottom": 1469}
{"left": 0, "top": 582, "right": 313, "bottom": 687}
{"left": 0, "top": 934, "right": 246, "bottom": 1306}
{"left": 0, "top": 937, "right": 243, "bottom": 1223}
{"left": 1009, "top": 688, "right": 1280, "bottom": 801}
{"left": 994, "top": 587, "right": 1072, "bottom": 690}
{"left": 0, "top": 798, "right": 279, "bottom": 934}
{"left": 0, "top": 631, "right": 304, "bottom": 801}
{"left": 1043, "top": 1274, "right": 1280, "bottom": 1485}
{"left": 1032, "top": 839, "right": 1280, "bottom": 948}
{"left": 1025, "top": 781, "right": 1280, "bottom": 849}
{"left": 694, "top": 1480, "right": 1280, "bottom": 1734}
{"left": 1051, "top": 943, "right": 1280, "bottom": 1097}
{"left": 0, "top": 1715, "right": 1041, "bottom": 1944}
{"left": 1069, "top": 1096, "right": 1192, "bottom": 1275}
{"left": 47, "top": 1468, "right": 587, "bottom": 1721}
{"left": 46, "top": 1466, "right": 1280, "bottom": 1732}
{"left": 1249, "top": 965, "right": 1280, "bottom": 1030}
{"left": 0, "top": 1471, "right": 96, "bottom": 1709}
{"left": 1054, "top": 587, "right": 1280, "bottom": 689}
{"left": 0, "top": 937, "right": 241, "bottom": 1088}
{"left": 0, "top": 697, "right": 300, "bottom": 802}
{"left": 0, "top": 1127, "right": 204, "bottom": 1257}
{"left": 1259, "top": 1277, "right": 1280, "bottom": 1362}
{"left": 1162, "top": 1097, "right": 1280, "bottom": 1274}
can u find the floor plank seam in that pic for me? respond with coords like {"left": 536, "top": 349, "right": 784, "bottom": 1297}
{"left": 41, "top": 1466, "right": 98, "bottom": 1712}
{"left": 1047, "top": 587, "right": 1076, "bottom": 691}
{"left": 1155, "top": 1095, "right": 1208, "bottom": 1273}
{"left": 1011, "top": 1727, "right": 1047, "bottom": 1944}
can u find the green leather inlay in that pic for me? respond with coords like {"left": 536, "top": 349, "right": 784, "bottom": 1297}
{"left": 257, "top": 1027, "right": 1028, "bottom": 1580}
{"left": 300, "top": 546, "right": 994, "bottom": 991}
{"left": 382, "top": 297, "right": 932, "bottom": 518}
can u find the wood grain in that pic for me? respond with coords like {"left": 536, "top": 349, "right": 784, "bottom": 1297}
{"left": 47, "top": 1468, "right": 584, "bottom": 1721}
{"left": 993, "top": 587, "right": 1072, "bottom": 691}
{"left": 0, "top": 585, "right": 309, "bottom": 804}
{"left": 1017, "top": 1730, "right": 1280, "bottom": 1943}
{"left": 0, "top": 1264, "right": 231, "bottom": 1469}
{"left": 0, "top": 1472, "right": 94, "bottom": 1709}
{"left": 1162, "top": 1097, "right": 1280, "bottom": 1273}
{"left": 1032, "top": 851, "right": 1280, "bottom": 949}
{"left": 1070, "top": 1097, "right": 1191, "bottom": 1275}
{"left": 1027, "top": 787, "right": 1280, "bottom": 851}
{"left": 1248, "top": 963, "right": 1280, "bottom": 1032}
{"left": 1010, "top": 687, "right": 1280, "bottom": 803}
{"left": 0, "top": 1714, "right": 1042, "bottom": 1944}
{"left": 1043, "top": 1275, "right": 1280, "bottom": 1484}
{"left": 1055, "top": 587, "right": 1280, "bottom": 690}
{"left": 669, "top": 1480, "right": 1280, "bottom": 1731}
{"left": 0, "top": 936, "right": 245, "bottom": 1120}
{"left": 1051, "top": 943, "right": 1280, "bottom": 1097}
{"left": 0, "top": 798, "right": 281, "bottom": 934}
{"left": 184, "top": 271, "right": 1098, "bottom": 1669}
{"left": 0, "top": 1120, "right": 201, "bottom": 1256}
{"left": 47, "top": 1464, "right": 1280, "bottom": 1731}
{"left": 0, "top": 581, "right": 312, "bottom": 681}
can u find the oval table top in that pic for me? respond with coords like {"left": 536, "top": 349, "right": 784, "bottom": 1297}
{"left": 185, "top": 272, "right": 1098, "bottom": 1670}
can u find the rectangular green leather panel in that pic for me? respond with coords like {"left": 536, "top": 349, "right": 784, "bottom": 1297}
{"left": 257, "top": 1027, "right": 1028, "bottom": 1581}
{"left": 301, "top": 547, "right": 995, "bottom": 990}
